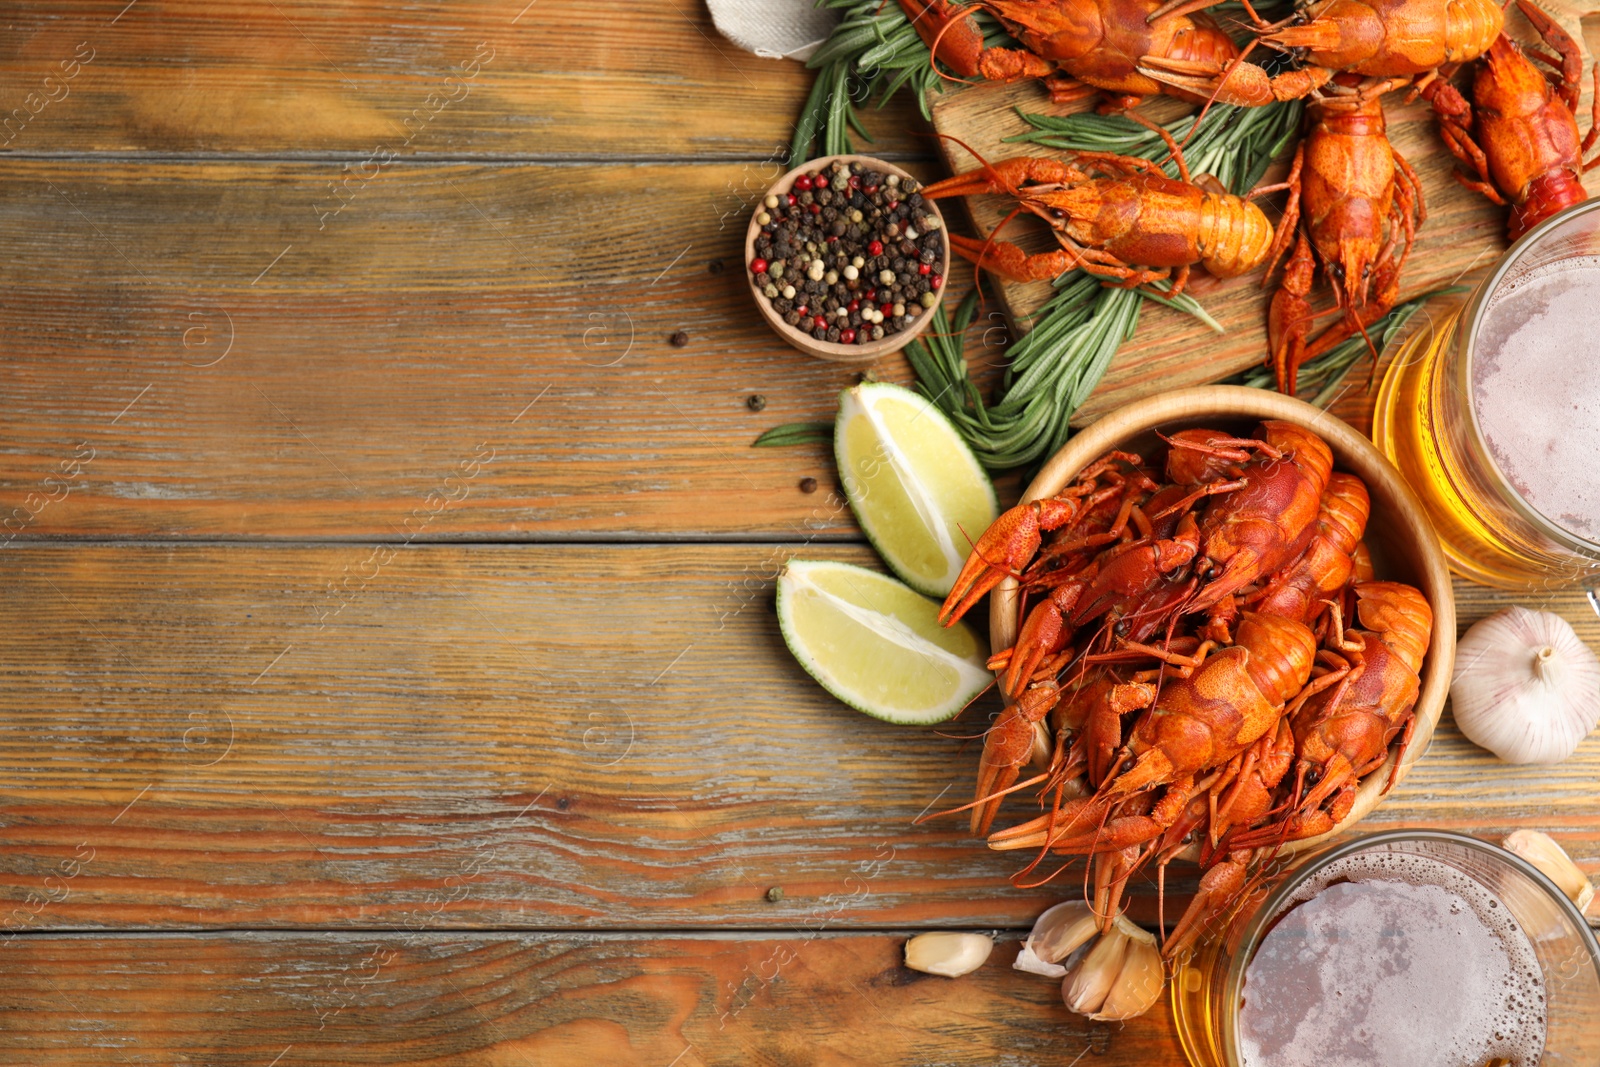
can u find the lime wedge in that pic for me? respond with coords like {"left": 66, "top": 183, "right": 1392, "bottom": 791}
{"left": 777, "top": 559, "right": 992, "bottom": 724}
{"left": 836, "top": 382, "right": 998, "bottom": 598}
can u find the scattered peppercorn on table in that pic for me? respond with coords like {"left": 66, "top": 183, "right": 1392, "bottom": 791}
{"left": 0, "top": 4, "right": 1596, "bottom": 1065}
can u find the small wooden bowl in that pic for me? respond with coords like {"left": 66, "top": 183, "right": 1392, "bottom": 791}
{"left": 744, "top": 154, "right": 950, "bottom": 364}
{"left": 991, "top": 386, "right": 1456, "bottom": 858}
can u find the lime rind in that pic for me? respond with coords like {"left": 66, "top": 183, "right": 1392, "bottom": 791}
{"left": 776, "top": 559, "right": 991, "bottom": 725}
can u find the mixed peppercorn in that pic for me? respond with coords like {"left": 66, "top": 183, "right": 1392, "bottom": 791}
{"left": 749, "top": 160, "right": 945, "bottom": 347}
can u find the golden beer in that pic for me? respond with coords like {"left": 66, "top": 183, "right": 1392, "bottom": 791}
{"left": 1373, "top": 201, "right": 1600, "bottom": 590}
{"left": 1169, "top": 831, "right": 1600, "bottom": 1067}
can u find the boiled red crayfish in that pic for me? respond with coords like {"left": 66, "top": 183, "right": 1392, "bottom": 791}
{"left": 985, "top": 610, "right": 1315, "bottom": 922}
{"left": 1425, "top": 0, "right": 1599, "bottom": 241}
{"left": 1227, "top": 580, "right": 1431, "bottom": 849}
{"left": 1166, "top": 582, "right": 1431, "bottom": 956}
{"left": 1145, "top": 0, "right": 1504, "bottom": 102}
{"left": 1161, "top": 421, "right": 1335, "bottom": 618}
{"left": 1263, "top": 77, "right": 1426, "bottom": 395}
{"left": 947, "top": 421, "right": 1330, "bottom": 687}
{"left": 898, "top": 0, "right": 1327, "bottom": 110}
{"left": 1247, "top": 472, "right": 1370, "bottom": 627}
{"left": 919, "top": 149, "right": 1276, "bottom": 292}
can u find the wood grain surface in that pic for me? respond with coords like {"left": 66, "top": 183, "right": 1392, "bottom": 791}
{"left": 5, "top": 2, "right": 1600, "bottom": 1063}
{"left": 0, "top": 0, "right": 929, "bottom": 160}
{"left": 0, "top": 931, "right": 1173, "bottom": 1066}
{"left": 0, "top": 543, "right": 1594, "bottom": 936}
{"left": 0, "top": 159, "right": 982, "bottom": 540}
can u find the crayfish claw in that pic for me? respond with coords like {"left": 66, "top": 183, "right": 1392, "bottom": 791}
{"left": 940, "top": 497, "right": 1082, "bottom": 626}
{"left": 1164, "top": 853, "right": 1251, "bottom": 958}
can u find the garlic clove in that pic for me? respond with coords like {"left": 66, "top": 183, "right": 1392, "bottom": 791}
{"left": 1032, "top": 901, "right": 1101, "bottom": 964}
{"left": 1013, "top": 940, "right": 1066, "bottom": 979}
{"left": 1450, "top": 607, "right": 1600, "bottom": 765}
{"left": 1014, "top": 901, "right": 1099, "bottom": 978}
{"left": 1503, "top": 830, "right": 1596, "bottom": 913}
{"left": 1091, "top": 927, "right": 1166, "bottom": 1021}
{"left": 1062, "top": 919, "right": 1131, "bottom": 1016}
{"left": 904, "top": 932, "right": 993, "bottom": 978}
{"left": 1111, "top": 912, "right": 1158, "bottom": 947}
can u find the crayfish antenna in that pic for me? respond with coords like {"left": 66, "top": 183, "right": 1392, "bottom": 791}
{"left": 1011, "top": 858, "right": 1079, "bottom": 890}
{"left": 931, "top": 677, "right": 1000, "bottom": 741}
{"left": 914, "top": 769, "right": 1052, "bottom": 825}
{"left": 978, "top": 205, "right": 1028, "bottom": 280}
{"left": 1122, "top": 109, "right": 1191, "bottom": 181}
{"left": 1182, "top": 39, "right": 1260, "bottom": 152}
{"left": 931, "top": 132, "right": 1014, "bottom": 194}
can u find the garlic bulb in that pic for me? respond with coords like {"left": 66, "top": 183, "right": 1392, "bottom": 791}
{"left": 1013, "top": 900, "right": 1099, "bottom": 978}
{"left": 1451, "top": 607, "right": 1600, "bottom": 764}
{"left": 904, "top": 932, "right": 992, "bottom": 977}
{"left": 1061, "top": 915, "right": 1164, "bottom": 1021}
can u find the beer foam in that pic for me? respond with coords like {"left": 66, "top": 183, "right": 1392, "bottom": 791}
{"left": 1239, "top": 852, "right": 1546, "bottom": 1067}
{"left": 1473, "top": 256, "right": 1600, "bottom": 540}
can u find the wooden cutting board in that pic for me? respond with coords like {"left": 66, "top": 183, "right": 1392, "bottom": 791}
{"left": 926, "top": 14, "right": 1600, "bottom": 425}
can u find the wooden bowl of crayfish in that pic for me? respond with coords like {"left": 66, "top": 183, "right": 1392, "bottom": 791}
{"left": 990, "top": 385, "right": 1455, "bottom": 860}
{"left": 744, "top": 153, "right": 950, "bottom": 364}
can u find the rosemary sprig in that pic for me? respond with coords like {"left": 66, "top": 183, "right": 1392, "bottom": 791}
{"left": 792, "top": 0, "right": 1014, "bottom": 163}
{"left": 752, "top": 421, "right": 834, "bottom": 448}
{"left": 1227, "top": 286, "right": 1469, "bottom": 406}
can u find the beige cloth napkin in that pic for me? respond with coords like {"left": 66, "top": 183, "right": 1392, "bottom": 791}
{"left": 706, "top": 0, "right": 839, "bottom": 61}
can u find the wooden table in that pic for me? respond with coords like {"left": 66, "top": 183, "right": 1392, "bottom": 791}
{"left": 1, "top": 4, "right": 1596, "bottom": 1064}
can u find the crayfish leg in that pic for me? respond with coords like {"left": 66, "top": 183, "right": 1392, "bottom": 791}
{"left": 1095, "top": 845, "right": 1145, "bottom": 929}
{"left": 946, "top": 233, "right": 1085, "bottom": 284}
{"left": 1043, "top": 73, "right": 1098, "bottom": 105}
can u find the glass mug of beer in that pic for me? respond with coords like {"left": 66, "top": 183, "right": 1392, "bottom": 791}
{"left": 1374, "top": 199, "right": 1600, "bottom": 591}
{"left": 1169, "top": 830, "right": 1600, "bottom": 1067}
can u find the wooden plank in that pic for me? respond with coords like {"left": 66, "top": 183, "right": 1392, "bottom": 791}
{"left": 0, "top": 159, "right": 991, "bottom": 540}
{"left": 0, "top": 543, "right": 1596, "bottom": 931}
{"left": 927, "top": 30, "right": 1600, "bottom": 426}
{"left": 0, "top": 931, "right": 1179, "bottom": 1066}
{"left": 0, "top": 0, "right": 930, "bottom": 160}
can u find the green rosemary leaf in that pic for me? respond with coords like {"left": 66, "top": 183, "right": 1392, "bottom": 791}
{"left": 1140, "top": 284, "right": 1225, "bottom": 334}
{"left": 752, "top": 422, "right": 835, "bottom": 448}
{"left": 807, "top": 25, "right": 883, "bottom": 69}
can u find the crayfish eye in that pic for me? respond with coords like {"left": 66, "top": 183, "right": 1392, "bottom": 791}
{"left": 1362, "top": 264, "right": 1372, "bottom": 279}
{"left": 1330, "top": 263, "right": 1346, "bottom": 281}
{"left": 1050, "top": 208, "right": 1066, "bottom": 219}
